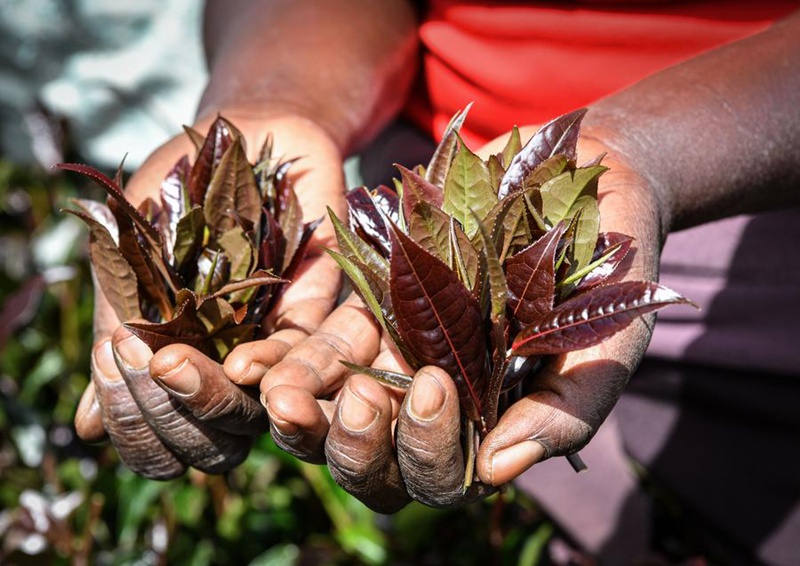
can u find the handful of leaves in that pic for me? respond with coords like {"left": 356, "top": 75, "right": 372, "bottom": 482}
{"left": 329, "top": 108, "right": 694, "bottom": 467}
{"left": 61, "top": 117, "right": 318, "bottom": 362}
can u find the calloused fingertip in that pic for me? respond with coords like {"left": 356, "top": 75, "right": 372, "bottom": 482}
{"left": 155, "top": 357, "right": 200, "bottom": 397}
{"left": 338, "top": 383, "right": 379, "bottom": 433}
{"left": 112, "top": 330, "right": 153, "bottom": 371}
{"left": 92, "top": 339, "right": 122, "bottom": 382}
{"left": 74, "top": 381, "right": 106, "bottom": 442}
{"left": 480, "top": 440, "right": 546, "bottom": 486}
{"left": 225, "top": 355, "right": 269, "bottom": 386}
{"left": 407, "top": 370, "right": 447, "bottom": 422}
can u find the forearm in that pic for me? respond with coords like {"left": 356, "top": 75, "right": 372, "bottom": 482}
{"left": 200, "top": 0, "right": 419, "bottom": 154}
{"left": 585, "top": 10, "right": 800, "bottom": 235}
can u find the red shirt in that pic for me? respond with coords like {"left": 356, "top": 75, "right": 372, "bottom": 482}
{"left": 404, "top": 0, "right": 799, "bottom": 148}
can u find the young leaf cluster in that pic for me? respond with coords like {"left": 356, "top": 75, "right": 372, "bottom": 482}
{"left": 62, "top": 117, "right": 318, "bottom": 362}
{"left": 329, "top": 108, "right": 694, "bottom": 433}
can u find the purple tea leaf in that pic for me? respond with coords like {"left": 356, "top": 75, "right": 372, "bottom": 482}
{"left": 187, "top": 116, "right": 237, "bottom": 206}
{"left": 204, "top": 138, "right": 262, "bottom": 238}
{"left": 369, "top": 184, "right": 401, "bottom": 226}
{"left": 498, "top": 108, "right": 587, "bottom": 198}
{"left": 346, "top": 186, "right": 392, "bottom": 257}
{"left": 511, "top": 281, "right": 698, "bottom": 357}
{"left": 506, "top": 221, "right": 567, "bottom": 326}
{"left": 397, "top": 164, "right": 444, "bottom": 221}
{"left": 64, "top": 209, "right": 141, "bottom": 322}
{"left": 390, "top": 226, "right": 487, "bottom": 421}
{"left": 57, "top": 163, "right": 161, "bottom": 246}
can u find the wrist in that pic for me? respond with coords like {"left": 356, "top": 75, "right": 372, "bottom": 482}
{"left": 580, "top": 111, "right": 674, "bottom": 243}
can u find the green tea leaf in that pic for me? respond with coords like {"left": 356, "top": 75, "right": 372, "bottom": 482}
{"left": 448, "top": 217, "right": 480, "bottom": 290}
{"left": 563, "top": 195, "right": 600, "bottom": 287}
{"left": 218, "top": 226, "right": 256, "bottom": 284}
{"left": 173, "top": 206, "right": 206, "bottom": 273}
{"left": 328, "top": 207, "right": 389, "bottom": 281}
{"left": 539, "top": 165, "right": 606, "bottom": 227}
{"left": 500, "top": 125, "right": 522, "bottom": 169}
{"left": 442, "top": 136, "right": 497, "bottom": 238}
{"left": 524, "top": 154, "right": 569, "bottom": 189}
{"left": 327, "top": 249, "right": 386, "bottom": 327}
{"left": 338, "top": 360, "right": 413, "bottom": 390}
{"left": 407, "top": 201, "right": 451, "bottom": 262}
{"left": 426, "top": 103, "right": 471, "bottom": 189}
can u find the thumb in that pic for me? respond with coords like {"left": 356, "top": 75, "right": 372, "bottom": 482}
{"left": 476, "top": 353, "right": 633, "bottom": 487}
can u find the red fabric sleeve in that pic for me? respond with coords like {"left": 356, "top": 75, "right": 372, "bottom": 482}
{"left": 404, "top": 0, "right": 799, "bottom": 147}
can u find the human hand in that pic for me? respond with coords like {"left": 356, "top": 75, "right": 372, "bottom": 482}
{"left": 74, "top": 112, "right": 348, "bottom": 479}
{"left": 260, "top": 124, "right": 666, "bottom": 511}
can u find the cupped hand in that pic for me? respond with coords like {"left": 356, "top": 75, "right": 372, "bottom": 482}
{"left": 260, "top": 124, "right": 667, "bottom": 511}
{"left": 75, "top": 111, "right": 349, "bottom": 479}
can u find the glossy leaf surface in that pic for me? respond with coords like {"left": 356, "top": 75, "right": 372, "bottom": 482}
{"left": 390, "top": 227, "right": 487, "bottom": 421}
{"left": 506, "top": 222, "right": 566, "bottom": 326}
{"left": 511, "top": 281, "right": 696, "bottom": 357}
{"left": 498, "top": 108, "right": 587, "bottom": 198}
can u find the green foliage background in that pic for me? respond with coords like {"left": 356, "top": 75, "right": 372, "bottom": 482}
{"left": 0, "top": 160, "right": 555, "bottom": 565}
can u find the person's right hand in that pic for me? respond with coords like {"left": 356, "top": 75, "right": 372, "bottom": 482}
{"left": 74, "top": 112, "right": 349, "bottom": 479}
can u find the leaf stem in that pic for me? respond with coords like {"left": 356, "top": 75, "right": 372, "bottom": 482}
{"left": 566, "top": 452, "right": 588, "bottom": 473}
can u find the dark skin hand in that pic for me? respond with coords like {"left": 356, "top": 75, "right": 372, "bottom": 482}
{"left": 73, "top": 0, "right": 419, "bottom": 478}
{"left": 74, "top": 115, "right": 350, "bottom": 478}
{"left": 260, "top": 10, "right": 800, "bottom": 511}
{"left": 265, "top": 131, "right": 659, "bottom": 511}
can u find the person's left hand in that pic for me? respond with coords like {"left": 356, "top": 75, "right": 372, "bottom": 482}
{"left": 259, "top": 125, "right": 667, "bottom": 512}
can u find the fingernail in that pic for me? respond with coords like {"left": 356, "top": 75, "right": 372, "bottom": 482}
{"left": 233, "top": 361, "right": 268, "bottom": 384}
{"left": 408, "top": 372, "right": 446, "bottom": 421}
{"left": 93, "top": 340, "right": 121, "bottom": 381}
{"left": 338, "top": 385, "right": 378, "bottom": 432}
{"left": 264, "top": 400, "right": 300, "bottom": 439}
{"left": 489, "top": 441, "right": 546, "bottom": 486}
{"left": 114, "top": 334, "right": 152, "bottom": 370}
{"left": 156, "top": 359, "right": 201, "bottom": 396}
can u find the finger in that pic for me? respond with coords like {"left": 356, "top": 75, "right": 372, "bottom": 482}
{"left": 264, "top": 333, "right": 409, "bottom": 464}
{"left": 74, "top": 381, "right": 107, "bottom": 442}
{"left": 91, "top": 271, "right": 122, "bottom": 342}
{"left": 258, "top": 296, "right": 383, "bottom": 459}
{"left": 264, "top": 384, "right": 334, "bottom": 464}
{"left": 112, "top": 327, "right": 251, "bottom": 474}
{"left": 224, "top": 253, "right": 343, "bottom": 386}
{"left": 396, "top": 367, "right": 494, "bottom": 507}
{"left": 224, "top": 120, "right": 348, "bottom": 384}
{"left": 325, "top": 374, "right": 410, "bottom": 514}
{"left": 91, "top": 339, "right": 186, "bottom": 479}
{"left": 476, "top": 324, "right": 647, "bottom": 486}
{"left": 150, "top": 344, "right": 268, "bottom": 436}
{"left": 261, "top": 294, "right": 382, "bottom": 396}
